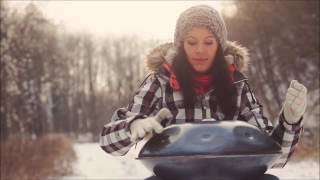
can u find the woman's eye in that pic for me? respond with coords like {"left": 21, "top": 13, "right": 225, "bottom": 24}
{"left": 205, "top": 42, "right": 213, "bottom": 45}
{"left": 187, "top": 41, "right": 197, "bottom": 46}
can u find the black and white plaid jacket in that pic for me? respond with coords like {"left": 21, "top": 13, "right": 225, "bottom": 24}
{"left": 100, "top": 42, "right": 303, "bottom": 168}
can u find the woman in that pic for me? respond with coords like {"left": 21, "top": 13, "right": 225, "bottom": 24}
{"left": 100, "top": 5, "right": 307, "bottom": 180}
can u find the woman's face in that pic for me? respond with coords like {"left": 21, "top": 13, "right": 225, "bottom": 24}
{"left": 183, "top": 27, "right": 218, "bottom": 73}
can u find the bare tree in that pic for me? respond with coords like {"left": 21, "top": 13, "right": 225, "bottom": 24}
{"left": 225, "top": 1, "right": 319, "bottom": 124}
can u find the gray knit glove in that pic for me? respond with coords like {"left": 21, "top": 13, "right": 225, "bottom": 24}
{"left": 283, "top": 80, "right": 307, "bottom": 124}
{"left": 129, "top": 108, "right": 172, "bottom": 142}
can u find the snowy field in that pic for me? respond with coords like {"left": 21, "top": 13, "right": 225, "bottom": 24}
{"left": 64, "top": 143, "right": 319, "bottom": 180}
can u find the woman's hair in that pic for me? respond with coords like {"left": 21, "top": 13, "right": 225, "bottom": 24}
{"left": 172, "top": 43, "right": 237, "bottom": 119}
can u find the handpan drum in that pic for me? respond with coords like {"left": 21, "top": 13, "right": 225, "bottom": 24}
{"left": 135, "top": 120, "right": 282, "bottom": 180}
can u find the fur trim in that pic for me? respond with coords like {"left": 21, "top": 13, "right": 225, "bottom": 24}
{"left": 145, "top": 41, "right": 250, "bottom": 73}
{"left": 224, "top": 41, "right": 250, "bottom": 73}
{"left": 145, "top": 42, "right": 174, "bottom": 73}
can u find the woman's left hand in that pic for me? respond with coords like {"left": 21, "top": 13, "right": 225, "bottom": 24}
{"left": 283, "top": 80, "right": 307, "bottom": 124}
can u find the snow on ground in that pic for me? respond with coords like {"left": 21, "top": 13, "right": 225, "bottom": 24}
{"left": 65, "top": 143, "right": 152, "bottom": 179}
{"left": 267, "top": 160, "right": 319, "bottom": 179}
{"left": 64, "top": 143, "right": 319, "bottom": 180}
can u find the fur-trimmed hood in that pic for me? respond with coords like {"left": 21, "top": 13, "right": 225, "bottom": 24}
{"left": 145, "top": 41, "right": 250, "bottom": 74}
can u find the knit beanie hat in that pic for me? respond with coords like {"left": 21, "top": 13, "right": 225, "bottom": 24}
{"left": 174, "top": 5, "right": 228, "bottom": 51}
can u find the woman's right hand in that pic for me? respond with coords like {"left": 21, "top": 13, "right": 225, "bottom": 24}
{"left": 129, "top": 108, "right": 173, "bottom": 142}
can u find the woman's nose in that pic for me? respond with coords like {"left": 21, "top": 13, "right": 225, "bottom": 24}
{"left": 195, "top": 44, "right": 204, "bottom": 54}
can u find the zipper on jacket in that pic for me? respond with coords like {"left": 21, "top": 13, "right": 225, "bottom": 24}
{"left": 199, "top": 95, "right": 207, "bottom": 119}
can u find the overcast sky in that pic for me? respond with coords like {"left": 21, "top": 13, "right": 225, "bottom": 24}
{"left": 7, "top": 1, "right": 236, "bottom": 41}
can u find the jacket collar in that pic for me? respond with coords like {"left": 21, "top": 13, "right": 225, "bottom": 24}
{"left": 145, "top": 41, "right": 250, "bottom": 75}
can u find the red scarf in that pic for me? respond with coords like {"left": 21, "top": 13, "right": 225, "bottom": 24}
{"left": 163, "top": 63, "right": 236, "bottom": 95}
{"left": 192, "top": 73, "right": 212, "bottom": 95}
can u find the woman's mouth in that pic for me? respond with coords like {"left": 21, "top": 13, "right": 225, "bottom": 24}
{"left": 193, "top": 58, "right": 208, "bottom": 62}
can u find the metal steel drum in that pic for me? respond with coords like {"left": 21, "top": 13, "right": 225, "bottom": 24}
{"left": 136, "top": 120, "right": 282, "bottom": 180}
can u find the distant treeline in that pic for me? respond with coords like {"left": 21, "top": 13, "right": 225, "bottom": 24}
{"left": 1, "top": 1, "right": 319, "bottom": 142}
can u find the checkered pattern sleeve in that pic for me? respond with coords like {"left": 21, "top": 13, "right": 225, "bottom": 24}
{"left": 239, "top": 81, "right": 303, "bottom": 168}
{"left": 270, "top": 113, "right": 303, "bottom": 168}
{"left": 100, "top": 74, "right": 162, "bottom": 156}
